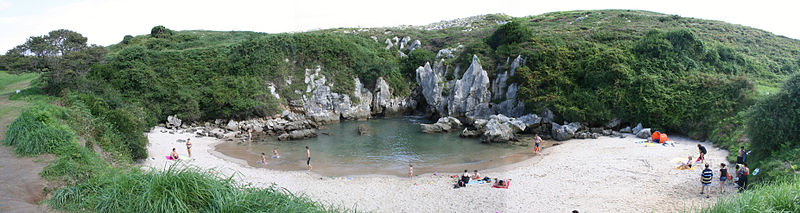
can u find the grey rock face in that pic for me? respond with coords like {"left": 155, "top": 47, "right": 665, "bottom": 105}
{"left": 302, "top": 67, "right": 373, "bottom": 123}
{"left": 552, "top": 122, "right": 581, "bottom": 141}
{"left": 620, "top": 126, "right": 632, "bottom": 133}
{"left": 372, "top": 77, "right": 415, "bottom": 116}
{"left": 226, "top": 120, "right": 239, "bottom": 131}
{"left": 436, "top": 49, "right": 454, "bottom": 59}
{"left": 400, "top": 36, "right": 411, "bottom": 50}
{"left": 459, "top": 128, "right": 482, "bottom": 137}
{"left": 278, "top": 129, "right": 317, "bottom": 141}
{"left": 416, "top": 62, "right": 446, "bottom": 115}
{"left": 517, "top": 114, "right": 542, "bottom": 129}
{"left": 384, "top": 38, "right": 393, "bottom": 50}
{"left": 540, "top": 109, "right": 555, "bottom": 124}
{"left": 636, "top": 128, "right": 651, "bottom": 139}
{"left": 166, "top": 115, "right": 182, "bottom": 129}
{"left": 448, "top": 55, "right": 493, "bottom": 121}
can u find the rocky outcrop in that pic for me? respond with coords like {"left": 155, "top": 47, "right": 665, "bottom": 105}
{"left": 552, "top": 122, "right": 582, "bottom": 141}
{"left": 166, "top": 115, "right": 182, "bottom": 129}
{"left": 620, "top": 126, "right": 632, "bottom": 133}
{"left": 447, "top": 55, "right": 493, "bottom": 121}
{"left": 632, "top": 123, "right": 643, "bottom": 135}
{"left": 459, "top": 128, "right": 482, "bottom": 137}
{"left": 408, "top": 40, "right": 421, "bottom": 54}
{"left": 372, "top": 77, "right": 416, "bottom": 116}
{"left": 416, "top": 62, "right": 447, "bottom": 114}
{"left": 302, "top": 67, "right": 373, "bottom": 123}
{"left": 605, "top": 118, "right": 622, "bottom": 129}
{"left": 384, "top": 38, "right": 393, "bottom": 50}
{"left": 358, "top": 124, "right": 371, "bottom": 135}
{"left": 278, "top": 129, "right": 317, "bottom": 141}
{"left": 226, "top": 120, "right": 239, "bottom": 131}
{"left": 482, "top": 114, "right": 523, "bottom": 143}
{"left": 420, "top": 116, "right": 462, "bottom": 133}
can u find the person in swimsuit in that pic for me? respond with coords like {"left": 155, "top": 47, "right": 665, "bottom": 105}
{"left": 272, "top": 148, "right": 280, "bottom": 158}
{"left": 170, "top": 148, "right": 179, "bottom": 160}
{"left": 678, "top": 156, "right": 694, "bottom": 169}
{"left": 408, "top": 164, "right": 413, "bottom": 179}
{"left": 185, "top": 138, "right": 192, "bottom": 158}
{"left": 260, "top": 153, "right": 267, "bottom": 165}
{"left": 534, "top": 134, "right": 543, "bottom": 155}
{"left": 473, "top": 170, "right": 481, "bottom": 179}
{"left": 306, "top": 146, "right": 312, "bottom": 171}
{"left": 736, "top": 146, "right": 745, "bottom": 164}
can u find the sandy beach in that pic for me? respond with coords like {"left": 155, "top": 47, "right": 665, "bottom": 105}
{"left": 144, "top": 126, "right": 733, "bottom": 212}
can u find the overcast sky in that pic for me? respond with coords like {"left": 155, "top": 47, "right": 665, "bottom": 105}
{"left": 1, "top": 0, "right": 798, "bottom": 52}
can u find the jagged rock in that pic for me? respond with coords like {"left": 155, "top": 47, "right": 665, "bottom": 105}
{"left": 481, "top": 114, "right": 524, "bottom": 143}
{"left": 358, "top": 124, "right": 371, "bottom": 135}
{"left": 226, "top": 120, "right": 239, "bottom": 131}
{"left": 636, "top": 128, "right": 651, "bottom": 139}
{"left": 339, "top": 78, "right": 373, "bottom": 120}
{"left": 408, "top": 40, "right": 421, "bottom": 54}
{"left": 384, "top": 38, "right": 393, "bottom": 50}
{"left": 397, "top": 50, "right": 407, "bottom": 57}
{"left": 436, "top": 49, "right": 454, "bottom": 59}
{"left": 372, "top": 77, "right": 415, "bottom": 116}
{"left": 632, "top": 123, "right": 644, "bottom": 135}
{"left": 416, "top": 62, "right": 446, "bottom": 114}
{"left": 166, "top": 115, "right": 182, "bottom": 129}
{"left": 591, "top": 133, "right": 600, "bottom": 139}
{"left": 400, "top": 36, "right": 410, "bottom": 49}
{"left": 473, "top": 119, "right": 489, "bottom": 132}
{"left": 552, "top": 122, "right": 581, "bottom": 141}
{"left": 606, "top": 118, "right": 622, "bottom": 129}
{"left": 620, "top": 126, "right": 632, "bottom": 133}
{"left": 448, "top": 55, "right": 493, "bottom": 121}
{"left": 459, "top": 128, "right": 482, "bottom": 138}
{"left": 517, "top": 114, "right": 542, "bottom": 129}
{"left": 602, "top": 129, "right": 612, "bottom": 136}
{"left": 575, "top": 132, "right": 586, "bottom": 139}
{"left": 303, "top": 67, "right": 372, "bottom": 123}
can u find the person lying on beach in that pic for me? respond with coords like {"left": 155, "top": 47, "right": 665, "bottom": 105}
{"left": 677, "top": 156, "right": 694, "bottom": 169}
{"left": 260, "top": 153, "right": 267, "bottom": 164}
{"left": 170, "top": 148, "right": 179, "bottom": 160}
{"left": 272, "top": 149, "right": 280, "bottom": 158}
{"left": 472, "top": 170, "right": 481, "bottom": 179}
{"left": 493, "top": 178, "right": 508, "bottom": 187}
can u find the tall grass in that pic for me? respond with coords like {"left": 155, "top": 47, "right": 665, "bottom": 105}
{"left": 701, "top": 175, "right": 800, "bottom": 212}
{"left": 49, "top": 165, "right": 334, "bottom": 212}
{"left": 0, "top": 70, "right": 38, "bottom": 95}
{"left": 2, "top": 103, "right": 76, "bottom": 156}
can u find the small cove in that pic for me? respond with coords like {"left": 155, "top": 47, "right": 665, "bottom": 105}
{"left": 215, "top": 116, "right": 538, "bottom": 177}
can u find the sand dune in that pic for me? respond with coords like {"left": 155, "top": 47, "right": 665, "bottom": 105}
{"left": 144, "top": 127, "right": 733, "bottom": 212}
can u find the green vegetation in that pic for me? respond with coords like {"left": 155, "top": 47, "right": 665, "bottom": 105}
{"left": 0, "top": 71, "right": 38, "bottom": 95}
{"left": 702, "top": 175, "right": 800, "bottom": 212}
{"left": 2, "top": 104, "right": 76, "bottom": 156}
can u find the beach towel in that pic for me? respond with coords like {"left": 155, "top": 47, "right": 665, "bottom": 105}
{"left": 674, "top": 166, "right": 696, "bottom": 170}
{"left": 642, "top": 142, "right": 658, "bottom": 147}
{"left": 492, "top": 179, "right": 511, "bottom": 189}
{"left": 467, "top": 180, "right": 487, "bottom": 185}
{"left": 165, "top": 155, "right": 190, "bottom": 160}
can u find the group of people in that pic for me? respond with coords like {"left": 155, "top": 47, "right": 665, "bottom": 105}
{"left": 693, "top": 145, "right": 751, "bottom": 198}
{"left": 169, "top": 137, "right": 193, "bottom": 160}
{"left": 259, "top": 146, "right": 313, "bottom": 171}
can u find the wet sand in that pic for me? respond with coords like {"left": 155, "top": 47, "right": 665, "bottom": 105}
{"left": 145, "top": 126, "right": 733, "bottom": 212}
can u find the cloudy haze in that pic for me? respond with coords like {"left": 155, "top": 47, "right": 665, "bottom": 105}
{"left": 0, "top": 0, "right": 797, "bottom": 52}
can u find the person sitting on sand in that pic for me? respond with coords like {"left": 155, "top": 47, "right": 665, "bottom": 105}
{"left": 472, "top": 170, "right": 481, "bottom": 179}
{"left": 185, "top": 138, "right": 192, "bottom": 158}
{"left": 260, "top": 153, "right": 267, "bottom": 165}
{"left": 170, "top": 148, "right": 179, "bottom": 160}
{"left": 272, "top": 148, "right": 280, "bottom": 158}
{"left": 457, "top": 170, "right": 471, "bottom": 187}
{"left": 678, "top": 156, "right": 694, "bottom": 169}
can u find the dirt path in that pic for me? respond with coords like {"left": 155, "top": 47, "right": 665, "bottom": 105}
{"left": 0, "top": 80, "right": 50, "bottom": 212}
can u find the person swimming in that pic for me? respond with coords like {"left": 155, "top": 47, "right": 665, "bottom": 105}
{"left": 272, "top": 148, "right": 280, "bottom": 158}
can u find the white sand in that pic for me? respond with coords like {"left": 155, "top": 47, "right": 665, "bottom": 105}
{"left": 144, "top": 127, "right": 734, "bottom": 212}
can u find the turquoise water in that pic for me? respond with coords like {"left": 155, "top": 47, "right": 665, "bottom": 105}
{"left": 216, "top": 116, "right": 533, "bottom": 177}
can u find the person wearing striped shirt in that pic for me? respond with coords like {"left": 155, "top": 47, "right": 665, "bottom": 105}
{"left": 700, "top": 164, "right": 713, "bottom": 198}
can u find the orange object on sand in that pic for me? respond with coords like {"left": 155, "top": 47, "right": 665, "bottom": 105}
{"left": 659, "top": 133, "right": 669, "bottom": 144}
{"left": 651, "top": 132, "right": 661, "bottom": 143}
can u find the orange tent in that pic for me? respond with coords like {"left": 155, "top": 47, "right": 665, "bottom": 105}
{"left": 651, "top": 131, "right": 661, "bottom": 143}
{"left": 659, "top": 133, "right": 669, "bottom": 144}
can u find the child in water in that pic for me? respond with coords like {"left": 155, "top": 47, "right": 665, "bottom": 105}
{"left": 260, "top": 153, "right": 267, "bottom": 165}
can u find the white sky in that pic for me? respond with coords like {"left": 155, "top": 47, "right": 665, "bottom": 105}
{"left": 1, "top": 0, "right": 798, "bottom": 52}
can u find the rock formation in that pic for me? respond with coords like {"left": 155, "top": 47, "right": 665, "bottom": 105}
{"left": 166, "top": 115, "right": 182, "bottom": 129}
{"left": 420, "top": 116, "right": 462, "bottom": 133}
{"left": 552, "top": 122, "right": 582, "bottom": 141}
{"left": 446, "top": 55, "right": 493, "bottom": 121}
{"left": 372, "top": 77, "right": 416, "bottom": 116}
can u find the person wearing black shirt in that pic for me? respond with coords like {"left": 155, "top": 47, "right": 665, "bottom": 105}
{"left": 697, "top": 144, "right": 708, "bottom": 163}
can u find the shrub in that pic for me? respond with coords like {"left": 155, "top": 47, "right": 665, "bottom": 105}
{"left": 702, "top": 175, "right": 800, "bottom": 212}
{"left": 2, "top": 104, "right": 76, "bottom": 156}
{"left": 746, "top": 74, "right": 800, "bottom": 181}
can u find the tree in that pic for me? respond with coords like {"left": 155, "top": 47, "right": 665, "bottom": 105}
{"left": 487, "top": 21, "right": 531, "bottom": 50}
{"left": 4, "top": 29, "right": 106, "bottom": 93}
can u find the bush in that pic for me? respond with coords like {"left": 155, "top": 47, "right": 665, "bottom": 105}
{"left": 2, "top": 104, "right": 77, "bottom": 156}
{"left": 487, "top": 21, "right": 531, "bottom": 49}
{"left": 745, "top": 74, "right": 800, "bottom": 181}
{"left": 702, "top": 175, "right": 800, "bottom": 212}
{"left": 49, "top": 165, "right": 333, "bottom": 212}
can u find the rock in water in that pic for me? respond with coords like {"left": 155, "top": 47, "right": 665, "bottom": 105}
{"left": 420, "top": 116, "right": 462, "bottom": 133}
{"left": 166, "top": 115, "right": 182, "bottom": 129}
{"left": 358, "top": 124, "right": 371, "bottom": 135}
{"left": 636, "top": 128, "right": 651, "bottom": 139}
{"left": 459, "top": 128, "right": 482, "bottom": 138}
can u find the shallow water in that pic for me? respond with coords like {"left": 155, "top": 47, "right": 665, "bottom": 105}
{"left": 215, "top": 116, "right": 535, "bottom": 177}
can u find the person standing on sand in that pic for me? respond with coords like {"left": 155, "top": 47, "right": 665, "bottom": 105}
{"left": 534, "top": 134, "right": 542, "bottom": 155}
{"left": 697, "top": 144, "right": 707, "bottom": 163}
{"left": 185, "top": 138, "right": 192, "bottom": 158}
{"left": 306, "top": 146, "right": 312, "bottom": 171}
{"left": 409, "top": 164, "right": 413, "bottom": 178}
{"left": 737, "top": 146, "right": 745, "bottom": 164}
{"left": 719, "top": 163, "right": 729, "bottom": 193}
{"left": 248, "top": 128, "right": 253, "bottom": 142}
{"left": 701, "top": 164, "right": 713, "bottom": 198}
